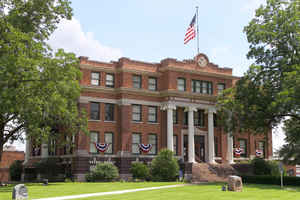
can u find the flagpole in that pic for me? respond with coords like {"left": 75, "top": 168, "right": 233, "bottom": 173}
{"left": 196, "top": 6, "right": 199, "bottom": 54}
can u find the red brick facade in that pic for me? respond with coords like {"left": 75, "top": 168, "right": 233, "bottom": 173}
{"left": 26, "top": 53, "right": 273, "bottom": 180}
{"left": 0, "top": 150, "right": 25, "bottom": 182}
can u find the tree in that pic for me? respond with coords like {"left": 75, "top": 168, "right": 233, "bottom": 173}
{"left": 0, "top": 0, "right": 88, "bottom": 161}
{"left": 217, "top": 0, "right": 300, "bottom": 136}
{"left": 278, "top": 117, "right": 300, "bottom": 164}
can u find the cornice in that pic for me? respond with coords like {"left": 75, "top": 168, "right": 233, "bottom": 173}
{"left": 159, "top": 66, "right": 238, "bottom": 80}
{"left": 80, "top": 86, "right": 217, "bottom": 102}
{"left": 80, "top": 64, "right": 161, "bottom": 76}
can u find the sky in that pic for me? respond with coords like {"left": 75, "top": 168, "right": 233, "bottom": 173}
{"left": 12, "top": 0, "right": 286, "bottom": 153}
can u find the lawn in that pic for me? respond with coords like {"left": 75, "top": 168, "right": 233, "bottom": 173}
{"left": 1, "top": 182, "right": 299, "bottom": 200}
{"left": 76, "top": 183, "right": 300, "bottom": 200}
{"left": 0, "top": 182, "right": 181, "bottom": 200}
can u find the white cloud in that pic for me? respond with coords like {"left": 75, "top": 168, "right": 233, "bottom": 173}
{"left": 48, "top": 18, "right": 122, "bottom": 62}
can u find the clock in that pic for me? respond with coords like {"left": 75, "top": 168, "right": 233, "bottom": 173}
{"left": 197, "top": 56, "right": 207, "bottom": 67}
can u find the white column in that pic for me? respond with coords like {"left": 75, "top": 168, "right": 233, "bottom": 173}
{"left": 41, "top": 143, "right": 48, "bottom": 158}
{"left": 227, "top": 133, "right": 234, "bottom": 164}
{"left": 24, "top": 135, "right": 30, "bottom": 164}
{"left": 208, "top": 109, "right": 216, "bottom": 164}
{"left": 188, "top": 106, "right": 196, "bottom": 163}
{"left": 167, "top": 106, "right": 174, "bottom": 151}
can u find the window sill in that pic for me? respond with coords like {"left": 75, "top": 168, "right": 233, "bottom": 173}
{"left": 148, "top": 122, "right": 159, "bottom": 125}
{"left": 132, "top": 121, "right": 143, "bottom": 124}
{"left": 88, "top": 120, "right": 101, "bottom": 122}
{"left": 104, "top": 120, "right": 116, "bottom": 123}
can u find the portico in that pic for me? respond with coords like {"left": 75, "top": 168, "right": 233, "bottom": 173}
{"left": 162, "top": 101, "right": 233, "bottom": 164}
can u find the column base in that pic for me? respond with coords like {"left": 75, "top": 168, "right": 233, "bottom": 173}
{"left": 208, "top": 160, "right": 217, "bottom": 164}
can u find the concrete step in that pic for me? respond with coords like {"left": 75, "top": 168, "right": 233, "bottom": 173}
{"left": 191, "top": 163, "right": 237, "bottom": 183}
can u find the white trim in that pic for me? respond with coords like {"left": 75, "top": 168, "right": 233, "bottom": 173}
{"left": 79, "top": 96, "right": 118, "bottom": 104}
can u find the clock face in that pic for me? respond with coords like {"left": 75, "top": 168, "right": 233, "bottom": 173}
{"left": 197, "top": 56, "right": 207, "bottom": 67}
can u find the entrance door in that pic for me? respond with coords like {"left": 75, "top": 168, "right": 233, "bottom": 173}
{"left": 195, "top": 135, "right": 205, "bottom": 162}
{"left": 183, "top": 135, "right": 205, "bottom": 162}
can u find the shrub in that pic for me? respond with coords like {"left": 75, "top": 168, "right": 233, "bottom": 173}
{"left": 34, "top": 158, "right": 62, "bottom": 180}
{"left": 151, "top": 149, "right": 179, "bottom": 181}
{"left": 9, "top": 160, "right": 23, "bottom": 181}
{"left": 86, "top": 162, "right": 119, "bottom": 182}
{"left": 251, "top": 158, "right": 271, "bottom": 175}
{"left": 242, "top": 175, "right": 300, "bottom": 186}
{"left": 130, "top": 162, "right": 150, "bottom": 180}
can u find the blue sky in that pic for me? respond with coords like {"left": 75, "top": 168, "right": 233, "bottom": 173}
{"left": 49, "top": 0, "right": 267, "bottom": 77}
{"left": 13, "top": 0, "right": 286, "bottom": 152}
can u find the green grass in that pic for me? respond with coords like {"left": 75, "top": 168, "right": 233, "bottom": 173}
{"left": 76, "top": 183, "right": 300, "bottom": 200}
{"left": 0, "top": 182, "right": 181, "bottom": 200}
{"left": 1, "top": 182, "right": 300, "bottom": 200}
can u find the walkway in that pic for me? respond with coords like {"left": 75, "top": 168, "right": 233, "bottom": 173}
{"left": 33, "top": 184, "right": 188, "bottom": 200}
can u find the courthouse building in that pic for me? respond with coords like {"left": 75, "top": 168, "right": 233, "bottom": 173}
{"left": 25, "top": 53, "right": 273, "bottom": 180}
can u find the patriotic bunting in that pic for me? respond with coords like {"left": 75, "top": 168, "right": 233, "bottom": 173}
{"left": 139, "top": 144, "right": 152, "bottom": 153}
{"left": 234, "top": 148, "right": 243, "bottom": 157}
{"left": 256, "top": 149, "right": 263, "bottom": 157}
{"left": 95, "top": 143, "right": 110, "bottom": 152}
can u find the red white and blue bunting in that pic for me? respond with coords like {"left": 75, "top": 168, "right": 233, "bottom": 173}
{"left": 139, "top": 144, "right": 152, "bottom": 153}
{"left": 234, "top": 148, "right": 243, "bottom": 156}
{"left": 95, "top": 143, "right": 110, "bottom": 152}
{"left": 256, "top": 149, "right": 263, "bottom": 157}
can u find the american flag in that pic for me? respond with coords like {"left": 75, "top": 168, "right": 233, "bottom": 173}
{"left": 184, "top": 14, "right": 196, "bottom": 44}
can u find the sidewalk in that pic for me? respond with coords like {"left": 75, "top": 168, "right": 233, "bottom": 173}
{"left": 33, "top": 184, "right": 188, "bottom": 200}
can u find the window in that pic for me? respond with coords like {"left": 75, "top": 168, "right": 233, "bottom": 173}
{"left": 64, "top": 135, "right": 75, "bottom": 155}
{"left": 214, "top": 136, "right": 218, "bottom": 157}
{"left": 32, "top": 144, "right": 41, "bottom": 156}
{"left": 106, "top": 74, "right": 115, "bottom": 88}
{"left": 148, "top": 106, "right": 157, "bottom": 123}
{"left": 148, "top": 134, "right": 157, "bottom": 155}
{"left": 132, "top": 105, "right": 142, "bottom": 121}
{"left": 239, "top": 139, "right": 247, "bottom": 157}
{"left": 192, "top": 80, "right": 201, "bottom": 93}
{"left": 133, "top": 75, "right": 142, "bottom": 89}
{"left": 132, "top": 133, "right": 141, "bottom": 154}
{"left": 213, "top": 113, "right": 217, "bottom": 127}
{"left": 90, "top": 102, "right": 100, "bottom": 120}
{"left": 90, "top": 131, "right": 98, "bottom": 153}
{"left": 148, "top": 77, "right": 157, "bottom": 91}
{"left": 258, "top": 141, "right": 265, "bottom": 158}
{"left": 194, "top": 110, "right": 205, "bottom": 127}
{"left": 105, "top": 103, "right": 114, "bottom": 121}
{"left": 173, "top": 135, "right": 178, "bottom": 155}
{"left": 183, "top": 112, "right": 188, "bottom": 125}
{"left": 173, "top": 109, "right": 178, "bottom": 124}
{"left": 192, "top": 80, "right": 213, "bottom": 94}
{"left": 177, "top": 78, "right": 186, "bottom": 91}
{"left": 105, "top": 132, "right": 113, "bottom": 154}
{"left": 200, "top": 81, "right": 213, "bottom": 94}
{"left": 91, "top": 72, "right": 100, "bottom": 86}
{"left": 48, "top": 138, "right": 56, "bottom": 156}
{"left": 217, "top": 83, "right": 226, "bottom": 95}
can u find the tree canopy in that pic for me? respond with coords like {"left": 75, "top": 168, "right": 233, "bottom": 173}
{"left": 217, "top": 0, "right": 300, "bottom": 162}
{"left": 0, "top": 0, "right": 87, "bottom": 161}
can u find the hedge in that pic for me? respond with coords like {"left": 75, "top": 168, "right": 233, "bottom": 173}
{"left": 242, "top": 175, "right": 300, "bottom": 186}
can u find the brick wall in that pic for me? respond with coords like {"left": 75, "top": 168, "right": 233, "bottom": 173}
{"left": 0, "top": 151, "right": 25, "bottom": 182}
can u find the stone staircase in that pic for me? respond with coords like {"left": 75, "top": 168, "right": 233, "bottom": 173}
{"left": 191, "top": 163, "right": 237, "bottom": 183}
